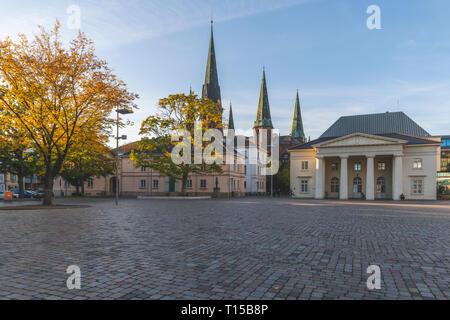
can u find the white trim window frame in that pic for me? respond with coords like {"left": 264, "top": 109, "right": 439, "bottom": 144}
{"left": 412, "top": 179, "right": 424, "bottom": 194}
{"left": 413, "top": 158, "right": 423, "bottom": 169}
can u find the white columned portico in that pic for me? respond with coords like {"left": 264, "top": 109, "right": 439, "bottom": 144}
{"left": 315, "top": 156, "right": 325, "bottom": 199}
{"left": 393, "top": 155, "right": 403, "bottom": 200}
{"left": 366, "top": 155, "right": 375, "bottom": 200}
{"left": 339, "top": 156, "right": 348, "bottom": 200}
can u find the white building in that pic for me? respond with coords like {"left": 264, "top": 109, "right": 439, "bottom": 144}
{"left": 289, "top": 112, "right": 441, "bottom": 200}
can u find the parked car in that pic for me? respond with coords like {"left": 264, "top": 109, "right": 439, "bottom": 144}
{"left": 24, "top": 190, "right": 36, "bottom": 198}
{"left": 10, "top": 189, "right": 37, "bottom": 199}
{"left": 32, "top": 190, "right": 45, "bottom": 199}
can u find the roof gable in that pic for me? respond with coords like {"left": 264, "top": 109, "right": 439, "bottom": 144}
{"left": 313, "top": 133, "right": 407, "bottom": 148}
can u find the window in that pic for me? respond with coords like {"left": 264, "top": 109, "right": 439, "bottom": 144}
{"left": 413, "top": 159, "right": 423, "bottom": 169}
{"left": 301, "top": 180, "right": 308, "bottom": 193}
{"left": 377, "top": 162, "right": 386, "bottom": 171}
{"left": 330, "top": 177, "right": 339, "bottom": 193}
{"left": 140, "top": 179, "right": 146, "bottom": 189}
{"left": 353, "top": 162, "right": 362, "bottom": 172}
{"left": 301, "top": 161, "right": 309, "bottom": 170}
{"left": 331, "top": 162, "right": 338, "bottom": 171}
{"left": 441, "top": 158, "right": 449, "bottom": 171}
{"left": 141, "top": 166, "right": 146, "bottom": 172}
{"left": 152, "top": 180, "right": 159, "bottom": 189}
{"left": 376, "top": 177, "right": 386, "bottom": 193}
{"left": 11, "top": 175, "right": 16, "bottom": 182}
{"left": 353, "top": 177, "right": 362, "bottom": 193}
{"left": 87, "top": 178, "right": 94, "bottom": 188}
{"left": 412, "top": 179, "right": 424, "bottom": 194}
{"left": 200, "top": 179, "right": 207, "bottom": 189}
{"left": 186, "top": 179, "right": 192, "bottom": 189}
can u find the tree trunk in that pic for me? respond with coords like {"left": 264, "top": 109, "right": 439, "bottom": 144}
{"left": 18, "top": 173, "right": 24, "bottom": 199}
{"left": 43, "top": 174, "right": 54, "bottom": 206}
{"left": 75, "top": 185, "right": 80, "bottom": 194}
{"left": 181, "top": 174, "right": 188, "bottom": 196}
{"left": 81, "top": 183, "right": 85, "bottom": 196}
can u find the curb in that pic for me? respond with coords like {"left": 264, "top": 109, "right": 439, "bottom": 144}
{"left": 137, "top": 196, "right": 212, "bottom": 200}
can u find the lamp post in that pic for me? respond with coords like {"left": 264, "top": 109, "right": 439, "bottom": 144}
{"left": 115, "top": 108, "right": 133, "bottom": 206}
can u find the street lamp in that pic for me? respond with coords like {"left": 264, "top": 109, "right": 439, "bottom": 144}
{"left": 115, "top": 108, "right": 133, "bottom": 206}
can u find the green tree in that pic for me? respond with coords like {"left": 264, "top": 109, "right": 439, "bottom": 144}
{"left": 273, "top": 160, "right": 290, "bottom": 195}
{"left": 60, "top": 140, "right": 114, "bottom": 196}
{"left": 131, "top": 93, "right": 223, "bottom": 195}
{"left": 0, "top": 144, "right": 40, "bottom": 198}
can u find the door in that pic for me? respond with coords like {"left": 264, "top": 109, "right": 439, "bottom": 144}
{"left": 352, "top": 177, "right": 362, "bottom": 198}
{"left": 168, "top": 177, "right": 176, "bottom": 192}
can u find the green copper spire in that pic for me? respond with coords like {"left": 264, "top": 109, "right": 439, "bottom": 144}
{"left": 290, "top": 90, "right": 305, "bottom": 139}
{"left": 202, "top": 20, "right": 222, "bottom": 106}
{"left": 227, "top": 102, "right": 235, "bottom": 130}
{"left": 254, "top": 68, "right": 273, "bottom": 128}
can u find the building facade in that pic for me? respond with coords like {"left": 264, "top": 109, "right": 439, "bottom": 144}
{"left": 438, "top": 135, "right": 450, "bottom": 197}
{"left": 54, "top": 141, "right": 246, "bottom": 198}
{"left": 0, "top": 173, "right": 19, "bottom": 192}
{"left": 289, "top": 112, "right": 441, "bottom": 200}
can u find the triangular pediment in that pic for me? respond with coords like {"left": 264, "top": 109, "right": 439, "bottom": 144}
{"left": 313, "top": 133, "right": 407, "bottom": 148}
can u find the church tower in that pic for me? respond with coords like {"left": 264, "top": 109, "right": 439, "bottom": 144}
{"left": 290, "top": 90, "right": 305, "bottom": 142}
{"left": 253, "top": 68, "right": 273, "bottom": 154}
{"left": 202, "top": 20, "right": 223, "bottom": 129}
{"left": 227, "top": 102, "right": 235, "bottom": 130}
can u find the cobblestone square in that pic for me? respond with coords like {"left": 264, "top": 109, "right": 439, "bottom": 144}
{"left": 0, "top": 198, "right": 449, "bottom": 300}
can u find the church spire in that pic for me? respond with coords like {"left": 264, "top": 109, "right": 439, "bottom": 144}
{"left": 290, "top": 90, "right": 305, "bottom": 139}
{"left": 254, "top": 67, "right": 273, "bottom": 128}
{"left": 227, "top": 102, "right": 235, "bottom": 130}
{"left": 202, "top": 20, "right": 222, "bottom": 106}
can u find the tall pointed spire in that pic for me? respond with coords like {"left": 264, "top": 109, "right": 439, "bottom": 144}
{"left": 227, "top": 102, "right": 235, "bottom": 130}
{"left": 290, "top": 90, "right": 305, "bottom": 139}
{"left": 254, "top": 67, "right": 273, "bottom": 128}
{"left": 202, "top": 20, "right": 222, "bottom": 106}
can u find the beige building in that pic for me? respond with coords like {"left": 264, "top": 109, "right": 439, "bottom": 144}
{"left": 289, "top": 112, "right": 441, "bottom": 200}
{"left": 54, "top": 141, "right": 246, "bottom": 198}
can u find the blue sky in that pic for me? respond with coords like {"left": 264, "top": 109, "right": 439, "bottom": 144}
{"left": 2, "top": 0, "right": 450, "bottom": 143}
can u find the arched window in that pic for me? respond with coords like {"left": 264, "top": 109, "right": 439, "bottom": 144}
{"left": 376, "top": 177, "right": 386, "bottom": 193}
{"left": 331, "top": 177, "right": 339, "bottom": 193}
{"left": 353, "top": 177, "right": 362, "bottom": 193}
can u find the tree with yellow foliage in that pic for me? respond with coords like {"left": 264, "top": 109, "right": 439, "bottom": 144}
{"left": 0, "top": 22, "right": 138, "bottom": 205}
{"left": 131, "top": 93, "right": 223, "bottom": 195}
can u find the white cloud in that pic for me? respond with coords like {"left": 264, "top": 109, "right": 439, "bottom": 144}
{"left": 0, "top": 0, "right": 314, "bottom": 48}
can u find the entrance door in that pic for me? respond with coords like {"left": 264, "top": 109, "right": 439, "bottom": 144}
{"left": 352, "top": 177, "right": 362, "bottom": 198}
{"left": 110, "top": 177, "right": 118, "bottom": 194}
{"left": 168, "top": 177, "right": 176, "bottom": 192}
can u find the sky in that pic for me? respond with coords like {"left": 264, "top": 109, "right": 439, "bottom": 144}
{"left": 1, "top": 0, "right": 450, "bottom": 144}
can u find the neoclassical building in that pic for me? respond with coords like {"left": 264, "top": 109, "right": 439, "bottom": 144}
{"left": 289, "top": 112, "right": 441, "bottom": 200}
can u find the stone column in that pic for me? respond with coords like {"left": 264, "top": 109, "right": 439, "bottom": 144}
{"left": 366, "top": 156, "right": 375, "bottom": 200}
{"left": 339, "top": 156, "right": 348, "bottom": 200}
{"left": 315, "top": 156, "right": 325, "bottom": 199}
{"left": 392, "top": 155, "right": 403, "bottom": 200}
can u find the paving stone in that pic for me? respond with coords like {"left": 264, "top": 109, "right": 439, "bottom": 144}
{"left": 0, "top": 198, "right": 448, "bottom": 300}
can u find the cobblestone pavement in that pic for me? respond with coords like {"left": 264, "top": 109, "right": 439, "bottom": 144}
{"left": 0, "top": 198, "right": 449, "bottom": 300}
